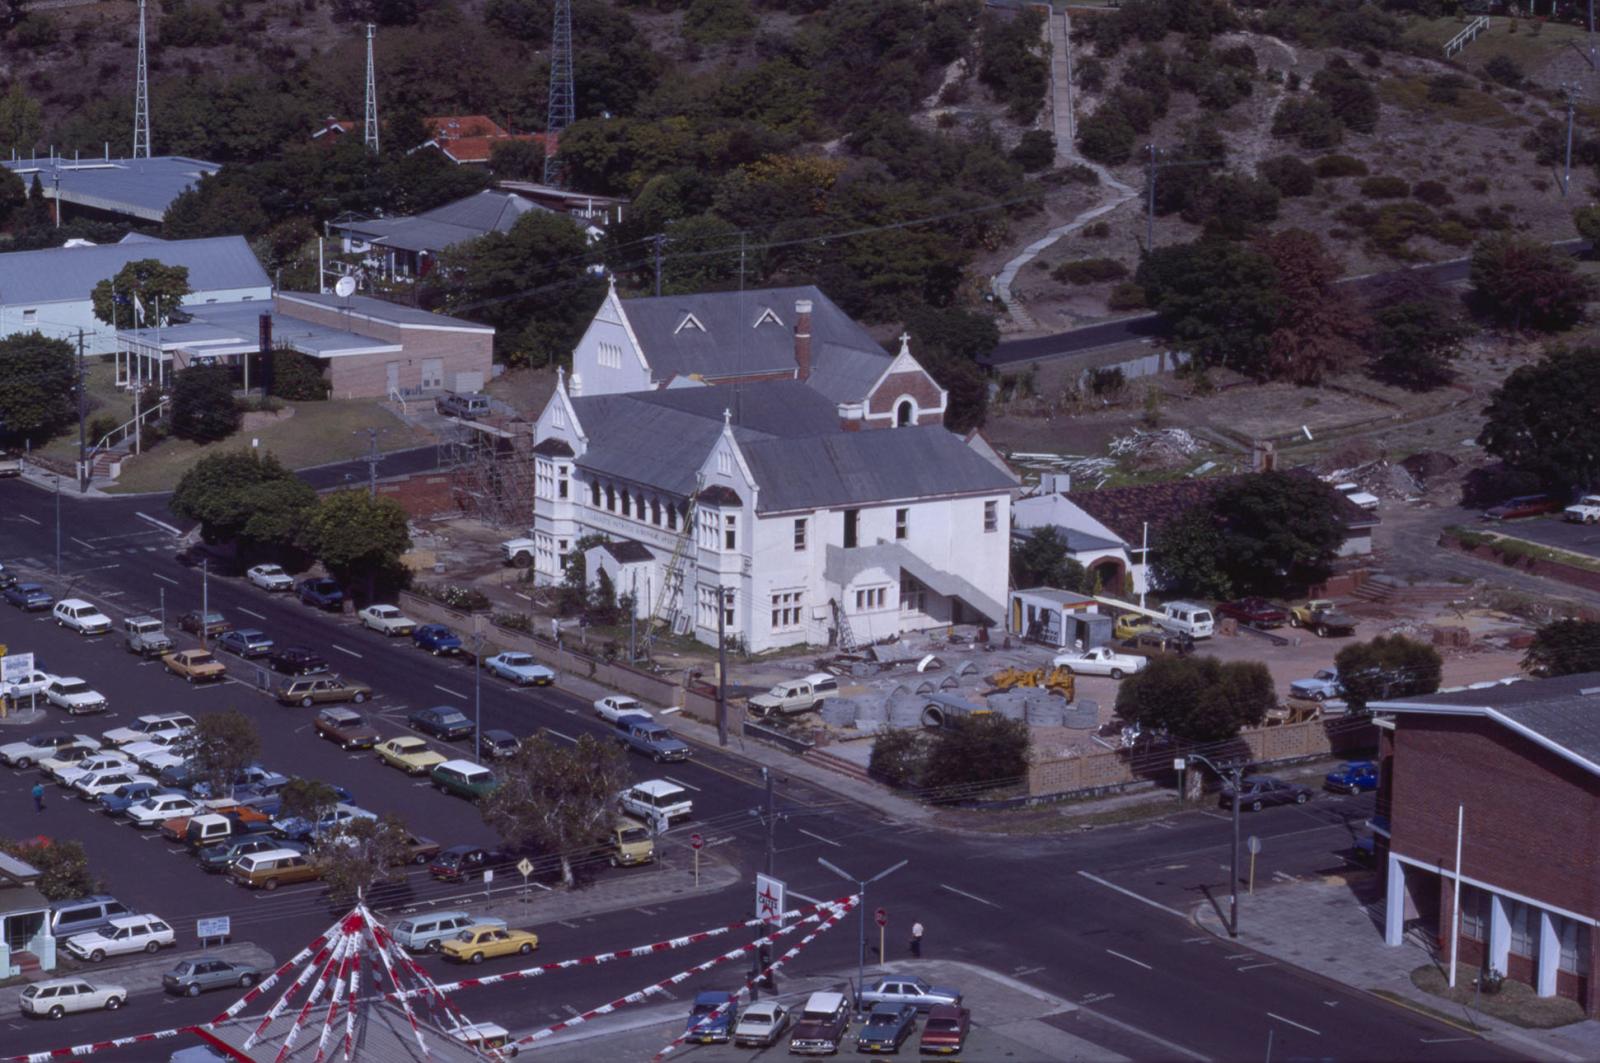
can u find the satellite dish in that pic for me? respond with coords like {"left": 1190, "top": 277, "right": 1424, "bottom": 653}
{"left": 334, "top": 276, "right": 356, "bottom": 298}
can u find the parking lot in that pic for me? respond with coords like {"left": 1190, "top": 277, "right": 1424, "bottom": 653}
{"left": 1488, "top": 513, "right": 1600, "bottom": 559}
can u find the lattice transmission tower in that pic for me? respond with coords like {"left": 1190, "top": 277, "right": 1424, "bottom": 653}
{"left": 543, "top": 0, "right": 574, "bottom": 186}
{"left": 132, "top": 0, "right": 151, "bottom": 158}
{"left": 364, "top": 23, "right": 380, "bottom": 153}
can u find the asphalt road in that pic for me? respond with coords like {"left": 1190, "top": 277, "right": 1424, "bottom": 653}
{"left": 0, "top": 479, "right": 1523, "bottom": 1062}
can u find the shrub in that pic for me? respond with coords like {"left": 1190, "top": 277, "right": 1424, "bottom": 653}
{"left": 1427, "top": 73, "right": 1469, "bottom": 104}
{"left": 1258, "top": 155, "right": 1315, "bottom": 196}
{"left": 1042, "top": 163, "right": 1100, "bottom": 186}
{"left": 1314, "top": 153, "right": 1369, "bottom": 178}
{"left": 1052, "top": 257, "right": 1129, "bottom": 284}
{"left": 416, "top": 583, "right": 491, "bottom": 612}
{"left": 1108, "top": 281, "right": 1148, "bottom": 310}
{"left": 1089, "top": 365, "right": 1126, "bottom": 395}
{"left": 1077, "top": 57, "right": 1107, "bottom": 93}
{"left": 87, "top": 412, "right": 121, "bottom": 443}
{"left": 171, "top": 365, "right": 240, "bottom": 442}
{"left": 1311, "top": 58, "right": 1379, "bottom": 133}
{"left": 1361, "top": 175, "right": 1410, "bottom": 199}
{"left": 868, "top": 728, "right": 931, "bottom": 789}
{"left": 1462, "top": 176, "right": 1489, "bottom": 195}
{"left": 1084, "top": 220, "right": 1112, "bottom": 238}
{"left": 493, "top": 611, "right": 532, "bottom": 632}
{"left": 270, "top": 349, "right": 327, "bottom": 401}
{"left": 1078, "top": 108, "right": 1137, "bottom": 164}
{"left": 1011, "top": 130, "right": 1056, "bottom": 171}
{"left": 1484, "top": 54, "right": 1523, "bottom": 88}
{"left": 1271, "top": 96, "right": 1342, "bottom": 149}
{"left": 1412, "top": 179, "right": 1454, "bottom": 207}
{"left": 13, "top": 15, "right": 60, "bottom": 48}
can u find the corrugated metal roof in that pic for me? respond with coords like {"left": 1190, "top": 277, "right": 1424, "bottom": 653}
{"left": 742, "top": 426, "right": 1016, "bottom": 512}
{"left": 0, "top": 235, "right": 268, "bottom": 306}
{"left": 571, "top": 395, "right": 724, "bottom": 496}
{"left": 278, "top": 291, "right": 492, "bottom": 331}
{"left": 629, "top": 380, "right": 841, "bottom": 439}
{"left": 3, "top": 156, "right": 220, "bottom": 221}
{"left": 120, "top": 300, "right": 398, "bottom": 360}
{"left": 1378, "top": 674, "right": 1600, "bottom": 779}
{"left": 334, "top": 190, "right": 553, "bottom": 254}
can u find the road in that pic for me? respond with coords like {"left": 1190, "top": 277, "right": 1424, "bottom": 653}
{"left": 0, "top": 479, "right": 1522, "bottom": 1061}
{"left": 986, "top": 239, "right": 1589, "bottom": 368}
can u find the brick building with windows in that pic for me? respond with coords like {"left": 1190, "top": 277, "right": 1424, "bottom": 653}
{"left": 1371, "top": 676, "right": 1600, "bottom": 1014}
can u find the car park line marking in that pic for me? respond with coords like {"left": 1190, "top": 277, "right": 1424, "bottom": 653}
{"left": 1076, "top": 872, "right": 1187, "bottom": 919}
{"left": 1198, "top": 811, "right": 1229, "bottom": 821}
{"left": 1420, "top": 1038, "right": 1477, "bottom": 1044}
{"left": 1238, "top": 963, "right": 1276, "bottom": 972}
{"left": 100, "top": 590, "right": 123, "bottom": 597}
{"left": 939, "top": 884, "right": 1001, "bottom": 908}
{"left": 1225, "top": 953, "right": 1252, "bottom": 960}
{"left": 787, "top": 890, "right": 823, "bottom": 905}
{"left": 1105, "top": 949, "right": 1152, "bottom": 970}
{"left": 1266, "top": 1013, "right": 1319, "bottom": 1036}
{"left": 136, "top": 512, "right": 183, "bottom": 535}
{"left": 15, "top": 514, "right": 39, "bottom": 526}
{"left": 544, "top": 729, "right": 576, "bottom": 743}
{"left": 237, "top": 607, "right": 267, "bottom": 620}
{"left": 557, "top": 920, "right": 581, "bottom": 929}
{"left": 432, "top": 685, "right": 467, "bottom": 700}
{"left": 1182, "top": 936, "right": 1211, "bottom": 943}
{"left": 1013, "top": 965, "right": 1045, "bottom": 977}
{"left": 797, "top": 828, "right": 840, "bottom": 848}
{"left": 71, "top": 537, "right": 95, "bottom": 550}
{"left": 154, "top": 573, "right": 178, "bottom": 586}
{"left": 662, "top": 776, "right": 701, "bottom": 792}
{"left": 332, "top": 644, "right": 362, "bottom": 658}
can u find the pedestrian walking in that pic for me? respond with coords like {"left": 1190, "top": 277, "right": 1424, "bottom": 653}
{"left": 910, "top": 920, "right": 924, "bottom": 958}
{"left": 31, "top": 782, "right": 44, "bottom": 813}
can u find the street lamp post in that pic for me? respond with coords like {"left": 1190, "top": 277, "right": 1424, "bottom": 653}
{"left": 472, "top": 630, "right": 484, "bottom": 765}
{"left": 53, "top": 472, "right": 61, "bottom": 578}
{"left": 1178, "top": 753, "right": 1243, "bottom": 938}
{"left": 817, "top": 857, "right": 907, "bottom": 1007}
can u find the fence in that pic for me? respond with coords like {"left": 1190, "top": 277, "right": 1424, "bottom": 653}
{"left": 1444, "top": 15, "right": 1492, "bottom": 58}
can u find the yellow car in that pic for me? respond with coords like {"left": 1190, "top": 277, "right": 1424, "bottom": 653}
{"left": 161, "top": 649, "right": 227, "bottom": 683}
{"left": 375, "top": 736, "right": 448, "bottom": 776}
{"left": 439, "top": 926, "right": 539, "bottom": 965}
{"left": 1113, "top": 614, "right": 1156, "bottom": 640}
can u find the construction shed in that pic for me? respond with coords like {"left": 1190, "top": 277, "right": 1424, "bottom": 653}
{"left": 1008, "top": 587, "right": 1109, "bottom": 650}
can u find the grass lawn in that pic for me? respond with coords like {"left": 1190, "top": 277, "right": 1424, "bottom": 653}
{"left": 34, "top": 360, "right": 133, "bottom": 466}
{"left": 1401, "top": 16, "right": 1587, "bottom": 72}
{"left": 104, "top": 399, "right": 428, "bottom": 494}
{"left": 1410, "top": 962, "right": 1586, "bottom": 1028}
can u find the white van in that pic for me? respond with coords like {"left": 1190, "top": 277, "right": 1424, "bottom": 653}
{"left": 392, "top": 911, "right": 508, "bottom": 952}
{"left": 1160, "top": 601, "right": 1214, "bottom": 639}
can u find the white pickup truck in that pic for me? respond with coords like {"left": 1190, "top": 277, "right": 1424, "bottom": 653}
{"left": 1563, "top": 495, "right": 1600, "bottom": 524}
{"left": 746, "top": 674, "right": 839, "bottom": 718}
{"left": 501, "top": 538, "right": 537, "bottom": 568}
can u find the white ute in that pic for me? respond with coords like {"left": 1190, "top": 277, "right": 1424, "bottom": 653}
{"left": 1051, "top": 646, "right": 1148, "bottom": 679}
{"left": 1564, "top": 495, "right": 1600, "bottom": 524}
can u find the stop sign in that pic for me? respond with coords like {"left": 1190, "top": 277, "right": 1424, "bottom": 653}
{"left": 875, "top": 907, "right": 887, "bottom": 928}
{"left": 690, "top": 833, "right": 704, "bottom": 851}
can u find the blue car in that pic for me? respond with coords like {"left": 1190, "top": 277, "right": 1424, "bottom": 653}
{"left": 5, "top": 582, "right": 53, "bottom": 610}
{"left": 685, "top": 991, "right": 738, "bottom": 1044}
{"left": 409, "top": 705, "right": 475, "bottom": 740}
{"left": 217, "top": 628, "right": 275, "bottom": 659}
{"left": 482, "top": 652, "right": 555, "bottom": 687}
{"left": 413, "top": 624, "right": 463, "bottom": 656}
{"left": 98, "top": 781, "right": 179, "bottom": 817}
{"left": 297, "top": 577, "right": 344, "bottom": 611}
{"left": 1324, "top": 760, "right": 1380, "bottom": 794}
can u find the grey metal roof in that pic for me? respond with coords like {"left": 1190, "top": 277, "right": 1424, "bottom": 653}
{"left": 120, "top": 299, "right": 398, "bottom": 360}
{"left": 332, "top": 190, "right": 552, "bottom": 255}
{"left": 1376, "top": 674, "right": 1600, "bottom": 778}
{"left": 3, "top": 156, "right": 220, "bottom": 221}
{"left": 621, "top": 285, "right": 890, "bottom": 390}
{"left": 278, "top": 290, "right": 492, "bottom": 331}
{"left": 0, "top": 236, "right": 269, "bottom": 306}
{"left": 807, "top": 342, "right": 892, "bottom": 404}
{"left": 626, "top": 380, "right": 842, "bottom": 440}
{"left": 570, "top": 394, "right": 725, "bottom": 496}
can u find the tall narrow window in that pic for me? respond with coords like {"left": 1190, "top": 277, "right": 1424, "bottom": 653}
{"left": 606, "top": 486, "right": 616, "bottom": 512}
{"left": 621, "top": 491, "right": 632, "bottom": 518}
{"left": 844, "top": 509, "right": 859, "bottom": 549}
{"left": 668, "top": 505, "right": 678, "bottom": 531}
{"left": 896, "top": 400, "right": 913, "bottom": 427}
{"left": 557, "top": 466, "right": 569, "bottom": 500}
{"left": 895, "top": 508, "right": 909, "bottom": 540}
{"left": 590, "top": 481, "right": 601, "bottom": 507}
{"left": 724, "top": 514, "right": 738, "bottom": 551}
{"left": 983, "top": 500, "right": 998, "bottom": 533}
{"left": 793, "top": 518, "right": 807, "bottom": 552}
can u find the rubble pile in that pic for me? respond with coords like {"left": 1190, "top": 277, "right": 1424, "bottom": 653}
{"left": 1108, "top": 428, "right": 1201, "bottom": 469}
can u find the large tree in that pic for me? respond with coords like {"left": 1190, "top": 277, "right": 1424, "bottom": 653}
{"left": 171, "top": 450, "right": 316, "bottom": 552}
{"left": 921, "top": 714, "right": 1031, "bottom": 795}
{"left": 313, "top": 813, "right": 415, "bottom": 903}
{"left": 1114, "top": 656, "right": 1275, "bottom": 742}
{"left": 0, "top": 837, "right": 98, "bottom": 901}
{"left": 0, "top": 332, "right": 74, "bottom": 447}
{"left": 1469, "top": 236, "right": 1594, "bottom": 333}
{"left": 304, "top": 490, "right": 412, "bottom": 591}
{"left": 170, "top": 365, "right": 240, "bottom": 442}
{"left": 1135, "top": 238, "right": 1282, "bottom": 377}
{"left": 1333, "top": 635, "right": 1442, "bottom": 711}
{"left": 903, "top": 305, "right": 998, "bottom": 433}
{"left": 481, "top": 733, "right": 628, "bottom": 887}
{"left": 1523, "top": 619, "right": 1600, "bottom": 677}
{"left": 1478, "top": 348, "right": 1600, "bottom": 492}
{"left": 178, "top": 711, "right": 261, "bottom": 803}
{"left": 90, "top": 260, "right": 192, "bottom": 331}
{"left": 1010, "top": 526, "right": 1088, "bottom": 592}
{"left": 1257, "top": 229, "right": 1366, "bottom": 386}
{"left": 1365, "top": 273, "right": 1471, "bottom": 390}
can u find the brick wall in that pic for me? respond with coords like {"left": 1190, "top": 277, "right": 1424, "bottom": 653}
{"left": 867, "top": 369, "right": 944, "bottom": 424}
{"left": 368, "top": 474, "right": 458, "bottom": 519}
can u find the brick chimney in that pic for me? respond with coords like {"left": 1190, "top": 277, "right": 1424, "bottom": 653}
{"left": 794, "top": 298, "right": 813, "bottom": 382}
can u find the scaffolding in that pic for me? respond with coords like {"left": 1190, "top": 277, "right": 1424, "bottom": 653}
{"left": 439, "top": 415, "right": 535, "bottom": 528}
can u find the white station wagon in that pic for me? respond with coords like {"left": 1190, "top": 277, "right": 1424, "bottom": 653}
{"left": 52, "top": 599, "right": 113, "bottom": 635}
{"left": 20, "top": 977, "right": 127, "bottom": 1019}
{"left": 65, "top": 915, "right": 176, "bottom": 962}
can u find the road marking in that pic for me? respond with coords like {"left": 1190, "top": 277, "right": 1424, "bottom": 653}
{"left": 797, "top": 827, "right": 840, "bottom": 847}
{"left": 1105, "top": 949, "right": 1152, "bottom": 970}
{"left": 1076, "top": 871, "right": 1186, "bottom": 918}
{"left": 1225, "top": 953, "right": 1253, "bottom": 960}
{"left": 787, "top": 890, "right": 823, "bottom": 905}
{"left": 1198, "top": 811, "right": 1229, "bottom": 821}
{"left": 1420, "top": 1038, "right": 1476, "bottom": 1044}
{"left": 332, "top": 644, "right": 362, "bottom": 659}
{"left": 136, "top": 512, "right": 183, "bottom": 536}
{"left": 1267, "top": 1013, "right": 1320, "bottom": 1036}
{"left": 544, "top": 729, "right": 575, "bottom": 744}
{"left": 1182, "top": 936, "right": 1210, "bottom": 943}
{"left": 432, "top": 685, "right": 467, "bottom": 701}
{"left": 154, "top": 573, "right": 178, "bottom": 586}
{"left": 100, "top": 590, "right": 123, "bottom": 598}
{"left": 71, "top": 537, "right": 95, "bottom": 550}
{"left": 1079, "top": 992, "right": 1114, "bottom": 1005}
{"left": 237, "top": 607, "right": 266, "bottom": 621}
{"left": 662, "top": 776, "right": 701, "bottom": 792}
{"left": 1238, "top": 963, "right": 1276, "bottom": 972}
{"left": 558, "top": 920, "right": 581, "bottom": 930}
{"left": 1012, "top": 965, "right": 1045, "bottom": 977}
{"left": 16, "top": 514, "right": 39, "bottom": 526}
{"left": 938, "top": 884, "right": 1001, "bottom": 908}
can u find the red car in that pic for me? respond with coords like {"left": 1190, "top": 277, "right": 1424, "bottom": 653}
{"left": 1481, "top": 495, "right": 1561, "bottom": 521}
{"left": 918, "top": 1004, "right": 970, "bottom": 1054}
{"left": 1214, "top": 597, "right": 1288, "bottom": 629}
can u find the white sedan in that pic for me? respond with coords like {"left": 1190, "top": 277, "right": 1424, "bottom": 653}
{"left": 44, "top": 676, "right": 108, "bottom": 715}
{"left": 247, "top": 563, "right": 295, "bottom": 591}
{"left": 73, "top": 769, "right": 155, "bottom": 800}
{"left": 358, "top": 605, "right": 417, "bottom": 636}
{"left": 51, "top": 754, "right": 135, "bottom": 788}
{"left": 594, "top": 695, "right": 651, "bottom": 723}
{"left": 126, "top": 793, "right": 200, "bottom": 828}
{"left": 1051, "top": 646, "right": 1148, "bottom": 680}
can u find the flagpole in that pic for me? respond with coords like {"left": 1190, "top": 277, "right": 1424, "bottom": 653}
{"left": 1448, "top": 803, "right": 1463, "bottom": 988}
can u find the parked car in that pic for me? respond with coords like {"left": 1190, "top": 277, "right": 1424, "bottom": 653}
{"left": 296, "top": 578, "right": 344, "bottom": 610}
{"left": 612, "top": 715, "right": 691, "bottom": 763}
{"left": 594, "top": 695, "right": 650, "bottom": 723}
{"left": 435, "top": 391, "right": 491, "bottom": 419}
{"left": 0, "top": 732, "right": 98, "bottom": 769}
{"left": 52, "top": 599, "right": 113, "bottom": 635}
{"left": 376, "top": 736, "right": 448, "bottom": 775}
{"left": 73, "top": 768, "right": 154, "bottom": 801}
{"left": 482, "top": 652, "right": 554, "bottom": 687}
{"left": 855, "top": 1003, "right": 917, "bottom": 1054}
{"left": 276, "top": 674, "right": 371, "bottom": 707}
{"left": 430, "top": 759, "right": 500, "bottom": 801}
{"left": 20, "top": 977, "right": 126, "bottom": 1019}
{"left": 439, "top": 925, "right": 539, "bottom": 964}
{"left": 1220, "top": 776, "right": 1313, "bottom": 811}
{"left": 98, "top": 781, "right": 177, "bottom": 817}
{"left": 358, "top": 604, "right": 417, "bottom": 636}
{"left": 500, "top": 537, "right": 536, "bottom": 568}
{"left": 1562, "top": 494, "right": 1600, "bottom": 524}
{"left": 1160, "top": 600, "right": 1216, "bottom": 639}
{"left": 314, "top": 707, "right": 380, "bottom": 750}
{"left": 46, "top": 897, "right": 131, "bottom": 940}
{"left": 391, "top": 911, "right": 507, "bottom": 953}
{"left": 217, "top": 628, "right": 274, "bottom": 659}
{"left": 917, "top": 1005, "right": 970, "bottom": 1055}
{"left": 178, "top": 610, "right": 231, "bottom": 638}
{"left": 746, "top": 674, "right": 839, "bottom": 718}
{"left": 1, "top": 665, "right": 51, "bottom": 703}
{"left": 246, "top": 564, "right": 295, "bottom": 591}
{"left": 858, "top": 976, "right": 961, "bottom": 1012}
{"left": 1117, "top": 631, "right": 1195, "bottom": 660}
{"left": 163, "top": 958, "right": 261, "bottom": 997}
{"left": 64, "top": 915, "right": 175, "bottom": 962}
{"left": 270, "top": 804, "right": 374, "bottom": 842}
{"left": 479, "top": 729, "right": 521, "bottom": 760}
{"left": 230, "top": 848, "right": 321, "bottom": 890}
{"left": 1214, "top": 597, "right": 1289, "bottom": 629}
{"left": 1051, "top": 647, "right": 1146, "bottom": 679}
{"left": 1113, "top": 613, "right": 1156, "bottom": 640}
{"left": 1288, "top": 600, "right": 1356, "bottom": 638}
{"left": 409, "top": 705, "right": 474, "bottom": 740}
{"left": 42, "top": 747, "right": 123, "bottom": 783}
{"left": 122, "top": 615, "right": 174, "bottom": 657}
{"left": 162, "top": 649, "right": 227, "bottom": 684}
{"left": 401, "top": 833, "right": 442, "bottom": 866}
{"left": 598, "top": 817, "right": 655, "bottom": 868}
{"left": 126, "top": 793, "right": 201, "bottom": 828}
{"left": 412, "top": 624, "right": 463, "bottom": 656}
{"left": 5, "top": 582, "right": 53, "bottom": 610}
{"left": 1290, "top": 668, "right": 1343, "bottom": 702}
{"left": 684, "top": 991, "right": 738, "bottom": 1044}
{"left": 103, "top": 713, "right": 194, "bottom": 748}
{"left": 618, "top": 779, "right": 692, "bottom": 834}
{"left": 44, "top": 676, "right": 109, "bottom": 714}
{"left": 120, "top": 734, "right": 186, "bottom": 770}
{"left": 267, "top": 645, "right": 329, "bottom": 675}
{"left": 0, "top": 561, "right": 14, "bottom": 588}
{"left": 733, "top": 999, "right": 790, "bottom": 1048}
{"left": 789, "top": 991, "right": 852, "bottom": 1056}
{"left": 198, "top": 836, "right": 305, "bottom": 874}
{"left": 1482, "top": 494, "right": 1560, "bottom": 520}
{"left": 1324, "top": 760, "right": 1380, "bottom": 794}
{"left": 428, "top": 845, "right": 509, "bottom": 882}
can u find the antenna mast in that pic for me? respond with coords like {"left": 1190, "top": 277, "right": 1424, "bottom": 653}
{"left": 543, "top": 0, "right": 574, "bottom": 186}
{"left": 363, "top": 23, "right": 380, "bottom": 153}
{"left": 132, "top": 0, "right": 151, "bottom": 159}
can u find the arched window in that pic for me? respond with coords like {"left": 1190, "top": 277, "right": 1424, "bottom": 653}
{"left": 896, "top": 400, "right": 914, "bottom": 427}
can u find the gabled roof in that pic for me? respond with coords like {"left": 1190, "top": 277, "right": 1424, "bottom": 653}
{"left": 0, "top": 235, "right": 269, "bottom": 306}
{"left": 433, "top": 134, "right": 549, "bottom": 166}
{"left": 1373, "top": 674, "right": 1600, "bottom": 780}
{"left": 332, "top": 190, "right": 554, "bottom": 255}
{"left": 597, "top": 539, "right": 654, "bottom": 563}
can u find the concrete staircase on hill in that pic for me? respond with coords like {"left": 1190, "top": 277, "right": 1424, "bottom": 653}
{"left": 805, "top": 746, "right": 873, "bottom": 785}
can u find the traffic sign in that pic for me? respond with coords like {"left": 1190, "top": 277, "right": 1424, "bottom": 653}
{"left": 690, "top": 833, "right": 704, "bottom": 851}
{"left": 875, "top": 907, "right": 887, "bottom": 928}
{"left": 1246, "top": 835, "right": 1262, "bottom": 855}
{"left": 517, "top": 858, "right": 533, "bottom": 878}
{"left": 1, "top": 652, "right": 34, "bottom": 684}
{"left": 483, "top": 868, "right": 495, "bottom": 884}
{"left": 196, "top": 916, "right": 230, "bottom": 940}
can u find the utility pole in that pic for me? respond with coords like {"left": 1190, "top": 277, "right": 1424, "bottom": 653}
{"left": 358, "top": 427, "right": 384, "bottom": 498}
{"left": 543, "top": 0, "right": 575, "bottom": 186}
{"left": 763, "top": 767, "right": 776, "bottom": 877}
{"left": 653, "top": 234, "right": 665, "bottom": 297}
{"left": 1145, "top": 143, "right": 1159, "bottom": 251}
{"left": 76, "top": 330, "right": 86, "bottom": 493}
{"left": 628, "top": 571, "right": 637, "bottom": 663}
{"left": 53, "top": 472, "right": 61, "bottom": 578}
{"left": 818, "top": 858, "right": 907, "bottom": 1005}
{"left": 715, "top": 585, "right": 728, "bottom": 747}
{"left": 363, "top": 24, "right": 380, "bottom": 153}
{"left": 1179, "top": 753, "right": 1242, "bottom": 938}
{"left": 201, "top": 558, "right": 209, "bottom": 650}
{"left": 1562, "top": 84, "right": 1580, "bottom": 198}
{"left": 472, "top": 630, "right": 484, "bottom": 765}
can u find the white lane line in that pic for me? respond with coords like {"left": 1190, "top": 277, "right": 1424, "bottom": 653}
{"left": 938, "top": 884, "right": 1001, "bottom": 909}
{"left": 662, "top": 776, "right": 701, "bottom": 792}
{"left": 71, "top": 537, "right": 95, "bottom": 550}
{"left": 237, "top": 607, "right": 267, "bottom": 621}
{"left": 1198, "top": 811, "right": 1230, "bottom": 821}
{"left": 16, "top": 514, "right": 39, "bottom": 526}
{"left": 332, "top": 644, "right": 362, "bottom": 659}
{"left": 136, "top": 512, "right": 183, "bottom": 535}
{"left": 797, "top": 827, "right": 841, "bottom": 848}
{"left": 1105, "top": 949, "right": 1152, "bottom": 971}
{"left": 1238, "top": 962, "right": 1276, "bottom": 972}
{"left": 432, "top": 685, "right": 467, "bottom": 701}
{"left": 153, "top": 573, "right": 178, "bottom": 586}
{"left": 544, "top": 729, "right": 576, "bottom": 743}
{"left": 787, "top": 890, "right": 824, "bottom": 905}
{"left": 1267, "top": 1013, "right": 1320, "bottom": 1036}
{"left": 1076, "top": 871, "right": 1186, "bottom": 918}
